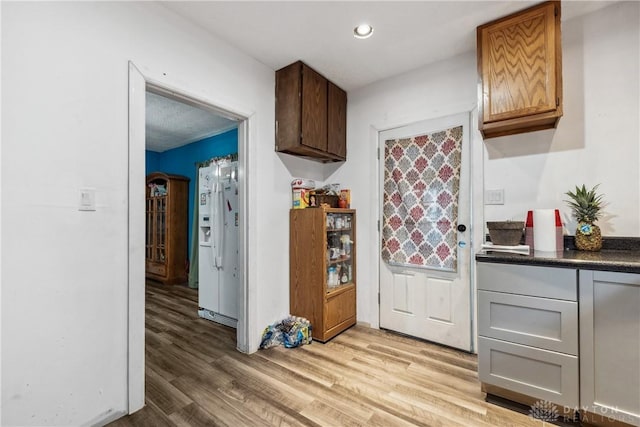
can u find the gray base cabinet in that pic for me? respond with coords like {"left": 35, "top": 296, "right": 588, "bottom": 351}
{"left": 477, "top": 263, "right": 579, "bottom": 408}
{"left": 478, "top": 263, "right": 640, "bottom": 426}
{"left": 579, "top": 270, "right": 640, "bottom": 427}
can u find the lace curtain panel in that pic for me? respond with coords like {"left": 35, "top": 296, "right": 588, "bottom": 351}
{"left": 381, "top": 126, "right": 463, "bottom": 272}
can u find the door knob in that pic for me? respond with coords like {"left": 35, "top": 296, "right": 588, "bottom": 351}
{"left": 457, "top": 224, "right": 467, "bottom": 232}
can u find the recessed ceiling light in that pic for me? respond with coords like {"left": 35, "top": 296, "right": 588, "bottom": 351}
{"left": 354, "top": 24, "right": 374, "bottom": 39}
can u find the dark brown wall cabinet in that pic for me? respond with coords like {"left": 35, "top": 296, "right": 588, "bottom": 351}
{"left": 276, "top": 61, "right": 347, "bottom": 162}
{"left": 477, "top": 1, "right": 563, "bottom": 139}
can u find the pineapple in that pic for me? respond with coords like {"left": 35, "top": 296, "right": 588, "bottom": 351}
{"left": 565, "top": 184, "right": 604, "bottom": 251}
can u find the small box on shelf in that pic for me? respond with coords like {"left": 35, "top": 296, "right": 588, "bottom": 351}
{"left": 339, "top": 189, "right": 350, "bottom": 208}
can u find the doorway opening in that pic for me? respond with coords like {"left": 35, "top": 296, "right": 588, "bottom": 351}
{"left": 128, "top": 62, "right": 252, "bottom": 413}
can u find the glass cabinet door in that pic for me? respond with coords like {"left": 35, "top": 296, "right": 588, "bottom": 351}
{"left": 326, "top": 212, "right": 354, "bottom": 291}
{"left": 146, "top": 178, "right": 168, "bottom": 265}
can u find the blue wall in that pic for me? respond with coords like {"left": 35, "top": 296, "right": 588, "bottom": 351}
{"left": 145, "top": 150, "right": 161, "bottom": 175}
{"left": 146, "top": 128, "right": 238, "bottom": 259}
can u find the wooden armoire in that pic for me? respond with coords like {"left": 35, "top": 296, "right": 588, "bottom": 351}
{"left": 145, "top": 172, "right": 189, "bottom": 285}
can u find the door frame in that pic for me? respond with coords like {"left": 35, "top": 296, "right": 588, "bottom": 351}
{"left": 127, "top": 62, "right": 254, "bottom": 413}
{"left": 377, "top": 112, "right": 473, "bottom": 351}
{"left": 372, "top": 107, "right": 483, "bottom": 353}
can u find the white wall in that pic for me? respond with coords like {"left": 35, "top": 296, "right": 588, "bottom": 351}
{"left": 483, "top": 1, "right": 640, "bottom": 236}
{"left": 1, "top": 2, "right": 302, "bottom": 425}
{"left": 342, "top": 1, "right": 640, "bottom": 329}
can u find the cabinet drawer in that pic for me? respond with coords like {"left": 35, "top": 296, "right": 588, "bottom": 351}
{"left": 146, "top": 262, "right": 166, "bottom": 277}
{"left": 479, "top": 290, "right": 577, "bottom": 354}
{"left": 477, "top": 263, "right": 577, "bottom": 301}
{"left": 479, "top": 336, "right": 579, "bottom": 408}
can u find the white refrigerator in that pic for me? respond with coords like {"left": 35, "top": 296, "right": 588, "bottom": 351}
{"left": 198, "top": 160, "right": 238, "bottom": 328}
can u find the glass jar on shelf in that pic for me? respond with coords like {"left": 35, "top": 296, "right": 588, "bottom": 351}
{"left": 340, "top": 263, "right": 349, "bottom": 284}
{"left": 327, "top": 265, "right": 339, "bottom": 288}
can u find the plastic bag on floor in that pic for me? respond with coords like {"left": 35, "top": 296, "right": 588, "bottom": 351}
{"left": 259, "top": 316, "right": 312, "bottom": 349}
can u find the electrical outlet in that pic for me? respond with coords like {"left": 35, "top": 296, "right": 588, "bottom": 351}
{"left": 485, "top": 189, "right": 505, "bottom": 205}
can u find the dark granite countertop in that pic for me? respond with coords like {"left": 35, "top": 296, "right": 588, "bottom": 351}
{"left": 476, "top": 236, "right": 640, "bottom": 273}
{"left": 476, "top": 248, "right": 640, "bottom": 274}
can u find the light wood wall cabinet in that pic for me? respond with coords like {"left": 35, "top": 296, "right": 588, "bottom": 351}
{"left": 477, "top": 1, "right": 563, "bottom": 139}
{"left": 146, "top": 172, "right": 189, "bottom": 285}
{"left": 276, "top": 61, "right": 347, "bottom": 162}
{"left": 290, "top": 208, "right": 356, "bottom": 342}
{"left": 579, "top": 270, "right": 640, "bottom": 427}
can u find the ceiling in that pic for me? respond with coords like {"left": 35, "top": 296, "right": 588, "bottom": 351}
{"left": 146, "top": 91, "right": 237, "bottom": 152}
{"left": 147, "top": 1, "right": 612, "bottom": 152}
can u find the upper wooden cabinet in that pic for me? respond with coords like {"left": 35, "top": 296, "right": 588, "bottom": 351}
{"left": 276, "top": 61, "right": 347, "bottom": 162}
{"left": 477, "top": 1, "right": 563, "bottom": 139}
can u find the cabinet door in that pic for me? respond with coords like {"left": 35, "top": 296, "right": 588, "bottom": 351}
{"left": 477, "top": 1, "right": 562, "bottom": 138}
{"left": 479, "top": 1, "right": 559, "bottom": 123}
{"left": 325, "top": 212, "right": 355, "bottom": 291}
{"left": 327, "top": 82, "right": 346, "bottom": 159}
{"left": 155, "top": 197, "right": 167, "bottom": 263}
{"left": 324, "top": 287, "right": 356, "bottom": 340}
{"left": 301, "top": 63, "right": 327, "bottom": 152}
{"left": 146, "top": 198, "right": 153, "bottom": 261}
{"left": 275, "top": 61, "right": 302, "bottom": 153}
{"left": 579, "top": 270, "right": 640, "bottom": 426}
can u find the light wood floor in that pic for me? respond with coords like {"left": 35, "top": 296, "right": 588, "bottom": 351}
{"left": 109, "top": 281, "right": 542, "bottom": 427}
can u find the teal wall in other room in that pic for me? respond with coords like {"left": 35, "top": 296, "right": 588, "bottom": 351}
{"left": 146, "top": 128, "right": 238, "bottom": 260}
{"left": 145, "top": 150, "right": 161, "bottom": 175}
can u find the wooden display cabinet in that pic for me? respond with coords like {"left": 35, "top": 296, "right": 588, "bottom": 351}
{"left": 275, "top": 61, "right": 347, "bottom": 162}
{"left": 146, "top": 172, "right": 189, "bottom": 285}
{"left": 290, "top": 208, "right": 356, "bottom": 342}
{"left": 477, "top": 1, "right": 563, "bottom": 138}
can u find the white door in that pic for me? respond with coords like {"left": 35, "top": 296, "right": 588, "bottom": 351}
{"left": 379, "top": 113, "right": 471, "bottom": 351}
{"left": 218, "top": 161, "right": 239, "bottom": 320}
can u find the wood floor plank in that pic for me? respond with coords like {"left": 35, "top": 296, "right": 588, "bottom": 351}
{"left": 329, "top": 383, "right": 434, "bottom": 427}
{"left": 168, "top": 402, "right": 223, "bottom": 427}
{"left": 215, "top": 379, "right": 323, "bottom": 427}
{"left": 109, "top": 399, "right": 175, "bottom": 427}
{"left": 340, "top": 349, "right": 488, "bottom": 416}
{"left": 213, "top": 354, "right": 315, "bottom": 412}
{"left": 170, "top": 374, "right": 265, "bottom": 427}
{"left": 257, "top": 346, "right": 337, "bottom": 388}
{"left": 386, "top": 390, "right": 494, "bottom": 427}
{"left": 248, "top": 351, "right": 375, "bottom": 423}
{"left": 109, "top": 281, "right": 545, "bottom": 427}
{"left": 367, "top": 343, "right": 479, "bottom": 382}
{"left": 145, "top": 346, "right": 195, "bottom": 383}
{"left": 299, "top": 399, "right": 367, "bottom": 427}
{"left": 367, "top": 409, "right": 426, "bottom": 427}
{"left": 146, "top": 365, "right": 193, "bottom": 416}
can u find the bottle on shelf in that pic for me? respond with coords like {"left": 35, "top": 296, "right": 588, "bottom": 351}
{"left": 341, "top": 263, "right": 349, "bottom": 284}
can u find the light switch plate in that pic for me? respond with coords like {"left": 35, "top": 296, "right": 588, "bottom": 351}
{"left": 79, "top": 188, "right": 96, "bottom": 211}
{"left": 485, "top": 189, "right": 505, "bottom": 205}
